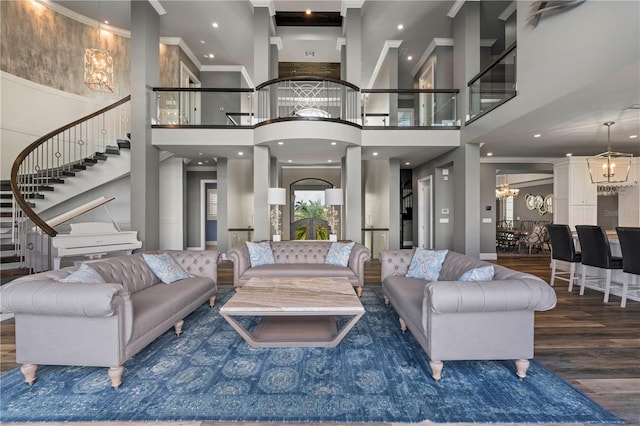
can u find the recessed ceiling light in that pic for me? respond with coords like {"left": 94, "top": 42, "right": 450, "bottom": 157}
{"left": 238, "top": 151, "right": 244, "bottom": 156}
{"left": 405, "top": 162, "right": 410, "bottom": 166}
{"left": 287, "top": 160, "right": 292, "bottom": 163}
{"left": 373, "top": 152, "right": 378, "bottom": 156}
{"left": 200, "top": 40, "right": 205, "bottom": 44}
{"left": 534, "top": 134, "right": 542, "bottom": 138}
{"left": 487, "top": 152, "right": 493, "bottom": 156}
{"left": 331, "top": 142, "right": 337, "bottom": 145}
{"left": 305, "top": 9, "right": 311, "bottom": 15}
{"left": 630, "top": 135, "right": 638, "bottom": 139}
{"left": 407, "top": 56, "right": 413, "bottom": 61}
{"left": 397, "top": 24, "right": 404, "bottom": 30}
{"left": 277, "top": 141, "right": 284, "bottom": 145}
{"left": 212, "top": 22, "right": 219, "bottom": 28}
{"left": 566, "top": 153, "right": 572, "bottom": 157}
{"left": 104, "top": 20, "right": 109, "bottom": 24}
{"left": 208, "top": 54, "right": 214, "bottom": 59}
{"left": 197, "top": 161, "right": 203, "bottom": 165}
{"left": 327, "top": 160, "right": 332, "bottom": 163}
{"left": 198, "top": 152, "right": 203, "bottom": 156}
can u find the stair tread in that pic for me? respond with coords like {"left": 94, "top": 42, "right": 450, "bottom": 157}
{"left": 1, "top": 255, "right": 23, "bottom": 264}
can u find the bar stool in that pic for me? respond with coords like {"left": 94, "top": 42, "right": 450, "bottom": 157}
{"left": 575, "top": 225, "right": 623, "bottom": 303}
{"left": 546, "top": 224, "right": 581, "bottom": 291}
{"left": 615, "top": 227, "right": 640, "bottom": 308}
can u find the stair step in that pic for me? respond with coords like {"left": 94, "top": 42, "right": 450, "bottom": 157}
{"left": 0, "top": 184, "right": 11, "bottom": 192}
{"left": 1, "top": 267, "right": 32, "bottom": 284}
{"left": 105, "top": 148, "right": 120, "bottom": 155}
{"left": 1, "top": 255, "right": 23, "bottom": 264}
{"left": 1, "top": 202, "right": 34, "bottom": 208}
{"left": 0, "top": 212, "right": 11, "bottom": 218}
{"left": 71, "top": 164, "right": 86, "bottom": 171}
{"left": 27, "top": 177, "right": 65, "bottom": 184}
{"left": 0, "top": 244, "right": 16, "bottom": 251}
{"left": 83, "top": 158, "right": 98, "bottom": 165}
{"left": 117, "top": 139, "right": 131, "bottom": 149}
{"left": 18, "top": 185, "right": 53, "bottom": 192}
{"left": 2, "top": 193, "right": 44, "bottom": 200}
{"left": 61, "top": 171, "right": 76, "bottom": 177}
{"left": 94, "top": 153, "right": 108, "bottom": 161}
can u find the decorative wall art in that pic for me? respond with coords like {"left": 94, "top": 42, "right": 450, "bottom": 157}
{"left": 525, "top": 193, "right": 553, "bottom": 215}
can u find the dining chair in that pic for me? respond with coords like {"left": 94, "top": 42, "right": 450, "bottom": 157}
{"left": 575, "top": 225, "right": 623, "bottom": 303}
{"left": 615, "top": 227, "right": 640, "bottom": 308}
{"left": 522, "top": 225, "right": 544, "bottom": 254}
{"left": 546, "top": 224, "right": 581, "bottom": 291}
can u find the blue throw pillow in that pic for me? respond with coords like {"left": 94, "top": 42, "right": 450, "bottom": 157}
{"left": 458, "top": 265, "right": 495, "bottom": 282}
{"left": 406, "top": 248, "right": 448, "bottom": 281}
{"left": 143, "top": 253, "right": 190, "bottom": 284}
{"left": 58, "top": 263, "right": 105, "bottom": 284}
{"left": 325, "top": 241, "right": 355, "bottom": 267}
{"left": 246, "top": 241, "right": 275, "bottom": 267}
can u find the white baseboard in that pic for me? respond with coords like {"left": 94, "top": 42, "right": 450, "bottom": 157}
{"left": 480, "top": 252, "right": 498, "bottom": 261}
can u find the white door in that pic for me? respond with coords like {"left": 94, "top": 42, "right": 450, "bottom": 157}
{"left": 418, "top": 176, "right": 434, "bottom": 249}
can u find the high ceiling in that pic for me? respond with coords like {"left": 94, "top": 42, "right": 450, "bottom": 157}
{"left": 49, "top": 0, "right": 640, "bottom": 168}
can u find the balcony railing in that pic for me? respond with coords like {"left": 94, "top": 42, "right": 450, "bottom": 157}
{"left": 467, "top": 42, "right": 517, "bottom": 124}
{"left": 361, "top": 89, "right": 459, "bottom": 128}
{"left": 151, "top": 78, "right": 460, "bottom": 130}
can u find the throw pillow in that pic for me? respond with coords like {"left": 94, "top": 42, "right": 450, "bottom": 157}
{"left": 325, "top": 241, "right": 355, "bottom": 267}
{"left": 458, "top": 265, "right": 495, "bottom": 282}
{"left": 406, "top": 248, "right": 448, "bottom": 281}
{"left": 142, "top": 253, "right": 190, "bottom": 284}
{"left": 246, "top": 241, "right": 275, "bottom": 267}
{"left": 58, "top": 263, "right": 106, "bottom": 284}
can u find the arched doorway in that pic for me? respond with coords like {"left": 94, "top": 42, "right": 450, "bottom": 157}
{"left": 290, "top": 178, "right": 333, "bottom": 240}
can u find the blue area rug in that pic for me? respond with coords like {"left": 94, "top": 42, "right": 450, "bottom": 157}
{"left": 0, "top": 287, "right": 621, "bottom": 424}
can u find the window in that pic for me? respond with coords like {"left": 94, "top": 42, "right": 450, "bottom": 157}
{"left": 505, "top": 196, "right": 514, "bottom": 223}
{"left": 207, "top": 189, "right": 218, "bottom": 220}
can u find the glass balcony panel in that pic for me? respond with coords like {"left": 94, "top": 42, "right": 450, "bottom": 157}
{"left": 154, "top": 89, "right": 254, "bottom": 126}
{"left": 362, "top": 228, "right": 389, "bottom": 259}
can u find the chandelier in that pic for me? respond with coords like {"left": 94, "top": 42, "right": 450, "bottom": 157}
{"left": 84, "top": 3, "right": 114, "bottom": 93}
{"left": 587, "top": 121, "right": 632, "bottom": 184}
{"left": 496, "top": 184, "right": 520, "bottom": 199}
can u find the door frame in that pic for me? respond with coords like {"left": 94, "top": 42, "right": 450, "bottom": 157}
{"left": 200, "top": 179, "right": 217, "bottom": 250}
{"left": 180, "top": 62, "right": 202, "bottom": 125}
{"left": 417, "top": 175, "right": 434, "bottom": 249}
{"left": 418, "top": 60, "right": 435, "bottom": 126}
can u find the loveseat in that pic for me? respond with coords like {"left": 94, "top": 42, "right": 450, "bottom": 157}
{"left": 379, "top": 249, "right": 556, "bottom": 382}
{"left": 228, "top": 240, "right": 371, "bottom": 296}
{"left": 0, "top": 249, "right": 218, "bottom": 389}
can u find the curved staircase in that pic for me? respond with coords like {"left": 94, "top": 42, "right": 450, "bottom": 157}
{"left": 2, "top": 96, "right": 131, "bottom": 282}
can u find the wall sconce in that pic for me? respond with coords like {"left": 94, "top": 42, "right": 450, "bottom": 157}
{"left": 325, "top": 188, "right": 343, "bottom": 241}
{"left": 267, "top": 188, "right": 286, "bottom": 241}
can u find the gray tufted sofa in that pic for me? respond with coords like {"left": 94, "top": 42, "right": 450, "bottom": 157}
{"left": 0, "top": 249, "right": 218, "bottom": 389}
{"left": 379, "top": 249, "right": 556, "bottom": 382}
{"left": 227, "top": 241, "right": 371, "bottom": 296}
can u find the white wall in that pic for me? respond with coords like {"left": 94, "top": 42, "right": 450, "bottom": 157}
{"left": 363, "top": 160, "right": 390, "bottom": 228}
{"left": 618, "top": 158, "right": 640, "bottom": 227}
{"left": 227, "top": 159, "right": 254, "bottom": 228}
{"left": 1, "top": 72, "right": 112, "bottom": 180}
{"left": 159, "top": 157, "right": 185, "bottom": 249}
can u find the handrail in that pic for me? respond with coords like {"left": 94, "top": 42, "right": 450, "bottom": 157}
{"left": 361, "top": 88, "right": 459, "bottom": 94}
{"left": 153, "top": 87, "right": 254, "bottom": 92}
{"left": 255, "top": 75, "right": 360, "bottom": 91}
{"left": 10, "top": 95, "right": 131, "bottom": 237}
{"left": 467, "top": 41, "right": 517, "bottom": 87}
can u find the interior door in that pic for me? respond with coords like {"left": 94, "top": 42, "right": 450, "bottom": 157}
{"left": 418, "top": 176, "right": 433, "bottom": 249}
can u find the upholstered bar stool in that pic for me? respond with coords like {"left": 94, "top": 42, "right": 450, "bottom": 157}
{"left": 615, "top": 227, "right": 640, "bottom": 308}
{"left": 546, "top": 224, "right": 581, "bottom": 291}
{"left": 575, "top": 225, "right": 623, "bottom": 303}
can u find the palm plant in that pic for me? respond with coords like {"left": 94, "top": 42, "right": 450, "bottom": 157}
{"left": 294, "top": 200, "right": 329, "bottom": 221}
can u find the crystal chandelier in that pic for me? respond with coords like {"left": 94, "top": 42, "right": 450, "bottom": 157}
{"left": 496, "top": 183, "right": 520, "bottom": 199}
{"left": 84, "top": 3, "right": 114, "bottom": 93}
{"left": 587, "top": 121, "right": 632, "bottom": 184}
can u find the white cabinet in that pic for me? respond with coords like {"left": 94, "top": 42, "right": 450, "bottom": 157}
{"left": 554, "top": 158, "right": 597, "bottom": 229}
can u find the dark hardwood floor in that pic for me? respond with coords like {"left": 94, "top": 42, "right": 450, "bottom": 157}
{"left": 1, "top": 255, "right": 639, "bottom": 426}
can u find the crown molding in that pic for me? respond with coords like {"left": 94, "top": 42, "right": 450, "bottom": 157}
{"left": 480, "top": 157, "right": 561, "bottom": 164}
{"left": 270, "top": 36, "right": 283, "bottom": 50}
{"left": 341, "top": 0, "right": 366, "bottom": 17}
{"left": 35, "top": 0, "right": 130, "bottom": 38}
{"left": 200, "top": 65, "right": 255, "bottom": 88}
{"left": 367, "top": 40, "right": 403, "bottom": 89}
{"left": 250, "top": 0, "right": 275, "bottom": 16}
{"left": 160, "top": 37, "right": 203, "bottom": 70}
{"left": 148, "top": 0, "right": 167, "bottom": 16}
{"left": 498, "top": 1, "right": 517, "bottom": 21}
{"left": 447, "top": 0, "right": 466, "bottom": 18}
{"left": 410, "top": 37, "right": 454, "bottom": 77}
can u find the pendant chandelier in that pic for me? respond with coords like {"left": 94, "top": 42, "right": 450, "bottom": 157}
{"left": 84, "top": 3, "right": 114, "bottom": 93}
{"left": 587, "top": 121, "right": 632, "bottom": 184}
{"left": 496, "top": 183, "right": 520, "bottom": 199}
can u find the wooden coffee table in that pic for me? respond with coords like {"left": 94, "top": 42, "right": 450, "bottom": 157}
{"left": 219, "top": 276, "right": 365, "bottom": 348}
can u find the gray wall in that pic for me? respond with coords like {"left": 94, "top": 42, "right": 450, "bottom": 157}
{"left": 186, "top": 170, "right": 216, "bottom": 247}
{"left": 597, "top": 195, "right": 619, "bottom": 230}
{"left": 200, "top": 71, "right": 242, "bottom": 125}
{"left": 514, "top": 183, "right": 553, "bottom": 222}
{"left": 480, "top": 163, "right": 497, "bottom": 254}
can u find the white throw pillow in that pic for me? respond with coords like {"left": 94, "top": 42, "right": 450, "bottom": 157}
{"left": 406, "top": 248, "right": 448, "bottom": 281}
{"left": 246, "top": 241, "right": 275, "bottom": 267}
{"left": 143, "top": 253, "right": 190, "bottom": 284}
{"left": 325, "top": 241, "right": 355, "bottom": 267}
{"left": 458, "top": 265, "right": 495, "bottom": 282}
{"left": 58, "top": 263, "right": 106, "bottom": 284}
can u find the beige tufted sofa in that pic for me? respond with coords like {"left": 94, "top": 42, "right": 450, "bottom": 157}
{"left": 227, "top": 241, "right": 371, "bottom": 296}
{"left": 0, "top": 249, "right": 218, "bottom": 389}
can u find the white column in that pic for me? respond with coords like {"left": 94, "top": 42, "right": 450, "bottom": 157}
{"left": 253, "top": 146, "right": 270, "bottom": 241}
{"left": 345, "top": 146, "right": 362, "bottom": 242}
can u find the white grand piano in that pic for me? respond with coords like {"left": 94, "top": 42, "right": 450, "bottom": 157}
{"left": 49, "top": 196, "right": 142, "bottom": 269}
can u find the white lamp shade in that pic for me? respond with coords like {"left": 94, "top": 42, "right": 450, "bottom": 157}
{"left": 267, "top": 188, "right": 286, "bottom": 205}
{"left": 325, "top": 188, "right": 343, "bottom": 206}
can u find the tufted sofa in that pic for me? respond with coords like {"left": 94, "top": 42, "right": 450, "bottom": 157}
{"left": 0, "top": 250, "right": 218, "bottom": 389}
{"left": 379, "top": 249, "right": 556, "bottom": 382}
{"left": 227, "top": 241, "right": 371, "bottom": 296}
